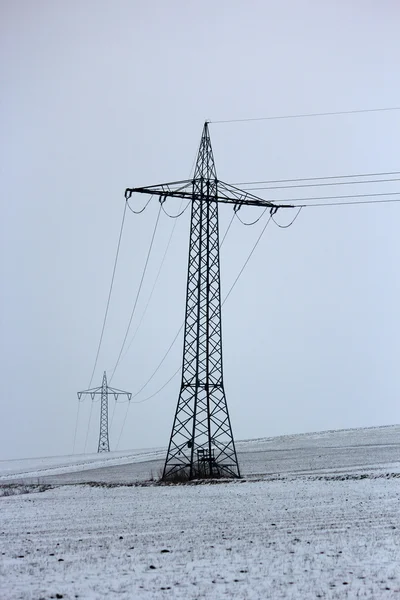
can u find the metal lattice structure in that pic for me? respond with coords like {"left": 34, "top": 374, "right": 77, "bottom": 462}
{"left": 77, "top": 371, "right": 132, "bottom": 453}
{"left": 125, "top": 122, "right": 292, "bottom": 479}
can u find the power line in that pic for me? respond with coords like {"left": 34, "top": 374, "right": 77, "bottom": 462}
{"left": 114, "top": 162, "right": 198, "bottom": 449}
{"left": 72, "top": 399, "right": 81, "bottom": 454}
{"left": 87, "top": 201, "right": 128, "bottom": 389}
{"left": 109, "top": 203, "right": 162, "bottom": 382}
{"left": 240, "top": 177, "right": 400, "bottom": 192}
{"left": 259, "top": 191, "right": 400, "bottom": 205}
{"left": 109, "top": 397, "right": 118, "bottom": 435}
{"left": 211, "top": 106, "right": 400, "bottom": 124}
{"left": 130, "top": 322, "right": 184, "bottom": 400}
{"left": 116, "top": 169, "right": 195, "bottom": 373}
{"left": 161, "top": 200, "right": 191, "bottom": 218}
{"left": 126, "top": 195, "right": 153, "bottom": 214}
{"left": 271, "top": 207, "right": 302, "bottom": 228}
{"left": 117, "top": 212, "right": 277, "bottom": 410}
{"left": 113, "top": 209, "right": 238, "bottom": 445}
{"left": 299, "top": 196, "right": 400, "bottom": 208}
{"left": 220, "top": 211, "right": 236, "bottom": 245}
{"left": 113, "top": 329, "right": 173, "bottom": 450}
{"left": 115, "top": 403, "right": 131, "bottom": 450}
{"left": 120, "top": 201, "right": 186, "bottom": 363}
{"left": 123, "top": 212, "right": 237, "bottom": 401}
{"left": 130, "top": 365, "right": 182, "bottom": 405}
{"left": 233, "top": 171, "right": 400, "bottom": 186}
{"left": 222, "top": 216, "right": 273, "bottom": 305}
{"left": 115, "top": 364, "right": 184, "bottom": 450}
{"left": 234, "top": 206, "right": 269, "bottom": 226}
{"left": 107, "top": 188, "right": 400, "bottom": 412}
{"left": 83, "top": 401, "right": 94, "bottom": 453}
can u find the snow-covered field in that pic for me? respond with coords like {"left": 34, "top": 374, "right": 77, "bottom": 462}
{"left": 1, "top": 425, "right": 400, "bottom": 599}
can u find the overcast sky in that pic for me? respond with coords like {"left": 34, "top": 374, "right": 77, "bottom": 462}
{"left": 1, "top": 1, "right": 400, "bottom": 461}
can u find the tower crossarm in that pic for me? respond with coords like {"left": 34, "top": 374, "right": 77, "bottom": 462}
{"left": 107, "top": 386, "right": 132, "bottom": 397}
{"left": 77, "top": 386, "right": 131, "bottom": 400}
{"left": 125, "top": 179, "right": 295, "bottom": 210}
{"left": 77, "top": 386, "right": 102, "bottom": 399}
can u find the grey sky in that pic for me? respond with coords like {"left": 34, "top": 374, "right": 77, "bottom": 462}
{"left": 1, "top": 1, "right": 399, "bottom": 460}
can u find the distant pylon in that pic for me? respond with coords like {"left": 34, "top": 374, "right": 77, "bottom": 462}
{"left": 77, "top": 372, "right": 132, "bottom": 453}
{"left": 125, "top": 122, "right": 292, "bottom": 480}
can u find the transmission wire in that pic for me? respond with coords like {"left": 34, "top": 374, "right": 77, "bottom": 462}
{"left": 234, "top": 206, "right": 269, "bottom": 226}
{"left": 271, "top": 207, "right": 303, "bottom": 228}
{"left": 116, "top": 211, "right": 275, "bottom": 414}
{"left": 161, "top": 200, "right": 191, "bottom": 218}
{"left": 123, "top": 211, "right": 236, "bottom": 400}
{"left": 117, "top": 159, "right": 197, "bottom": 369}
{"left": 233, "top": 171, "right": 400, "bottom": 186}
{"left": 222, "top": 216, "right": 273, "bottom": 305}
{"left": 87, "top": 201, "right": 128, "bottom": 389}
{"left": 120, "top": 200, "right": 187, "bottom": 364}
{"left": 220, "top": 211, "right": 235, "bottom": 245}
{"left": 113, "top": 173, "right": 400, "bottom": 432}
{"left": 211, "top": 106, "right": 400, "bottom": 124}
{"left": 109, "top": 203, "right": 162, "bottom": 383}
{"left": 83, "top": 401, "right": 94, "bottom": 453}
{"left": 130, "top": 366, "right": 182, "bottom": 405}
{"left": 126, "top": 195, "right": 153, "bottom": 214}
{"left": 72, "top": 400, "right": 81, "bottom": 454}
{"left": 240, "top": 177, "right": 400, "bottom": 192}
{"left": 104, "top": 190, "right": 400, "bottom": 427}
{"left": 256, "top": 190, "right": 400, "bottom": 205}
{"left": 110, "top": 396, "right": 118, "bottom": 433}
{"left": 117, "top": 206, "right": 252, "bottom": 410}
{"left": 299, "top": 196, "right": 400, "bottom": 208}
{"left": 78, "top": 200, "right": 128, "bottom": 454}
{"left": 114, "top": 210, "right": 237, "bottom": 447}
{"left": 135, "top": 190, "right": 398, "bottom": 406}
{"left": 114, "top": 158, "right": 200, "bottom": 448}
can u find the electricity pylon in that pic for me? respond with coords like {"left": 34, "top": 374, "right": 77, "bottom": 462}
{"left": 77, "top": 371, "right": 132, "bottom": 453}
{"left": 125, "top": 122, "right": 292, "bottom": 480}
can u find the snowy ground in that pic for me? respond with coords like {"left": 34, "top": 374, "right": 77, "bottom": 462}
{"left": 0, "top": 447, "right": 165, "bottom": 483}
{"left": 1, "top": 425, "right": 400, "bottom": 599}
{"left": 1, "top": 425, "right": 399, "bottom": 485}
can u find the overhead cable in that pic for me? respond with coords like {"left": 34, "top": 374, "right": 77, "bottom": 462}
{"left": 232, "top": 171, "right": 400, "bottom": 186}
{"left": 240, "top": 177, "right": 400, "bottom": 192}
{"left": 120, "top": 200, "right": 186, "bottom": 362}
{"left": 87, "top": 201, "right": 128, "bottom": 389}
{"left": 130, "top": 323, "right": 184, "bottom": 400}
{"left": 72, "top": 401, "right": 81, "bottom": 454}
{"left": 121, "top": 210, "right": 278, "bottom": 408}
{"left": 220, "top": 211, "right": 235, "bottom": 245}
{"left": 222, "top": 216, "right": 273, "bottom": 306}
{"left": 161, "top": 200, "right": 191, "bottom": 218}
{"left": 271, "top": 207, "right": 302, "bottom": 228}
{"left": 299, "top": 197, "right": 400, "bottom": 208}
{"left": 234, "top": 206, "right": 269, "bottom": 226}
{"left": 109, "top": 203, "right": 162, "bottom": 383}
{"left": 83, "top": 402, "right": 94, "bottom": 453}
{"left": 127, "top": 195, "right": 153, "bottom": 214}
{"left": 211, "top": 106, "right": 400, "bottom": 124}
{"left": 258, "top": 191, "right": 400, "bottom": 205}
{"left": 111, "top": 170, "right": 400, "bottom": 420}
{"left": 126, "top": 211, "right": 237, "bottom": 398}
{"left": 117, "top": 209, "right": 237, "bottom": 410}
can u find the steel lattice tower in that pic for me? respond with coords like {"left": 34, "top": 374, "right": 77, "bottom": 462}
{"left": 78, "top": 371, "right": 132, "bottom": 453}
{"left": 125, "top": 122, "right": 291, "bottom": 479}
{"left": 98, "top": 372, "right": 110, "bottom": 452}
